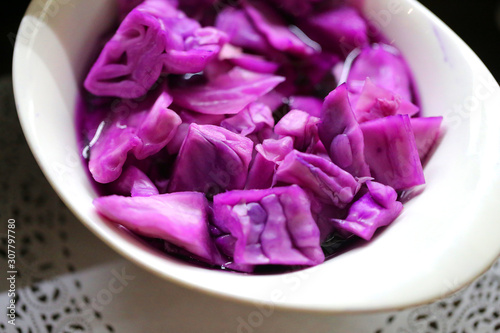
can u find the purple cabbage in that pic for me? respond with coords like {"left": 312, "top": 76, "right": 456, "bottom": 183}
{"left": 85, "top": 0, "right": 227, "bottom": 99}
{"left": 347, "top": 44, "right": 413, "bottom": 102}
{"left": 171, "top": 66, "right": 285, "bottom": 114}
{"left": 246, "top": 136, "right": 294, "bottom": 190}
{"left": 166, "top": 110, "right": 225, "bottom": 155}
{"left": 213, "top": 185, "right": 324, "bottom": 266}
{"left": 94, "top": 192, "right": 219, "bottom": 261}
{"left": 85, "top": 1, "right": 174, "bottom": 99}
{"left": 80, "top": 0, "right": 443, "bottom": 273}
{"left": 218, "top": 44, "right": 280, "bottom": 74}
{"left": 307, "top": 192, "right": 348, "bottom": 242}
{"left": 229, "top": 54, "right": 280, "bottom": 74}
{"left": 89, "top": 126, "right": 140, "bottom": 184}
{"left": 221, "top": 102, "right": 274, "bottom": 138}
{"left": 299, "top": 5, "right": 369, "bottom": 56}
{"left": 179, "top": 110, "right": 226, "bottom": 125}
{"left": 262, "top": 51, "right": 339, "bottom": 99}
{"left": 410, "top": 117, "right": 443, "bottom": 162}
{"left": 255, "top": 90, "right": 287, "bottom": 112}
{"left": 163, "top": 27, "right": 228, "bottom": 74}
{"left": 353, "top": 79, "right": 419, "bottom": 123}
{"left": 275, "top": 109, "right": 320, "bottom": 152}
{"left": 168, "top": 124, "right": 254, "bottom": 195}
{"left": 288, "top": 96, "right": 323, "bottom": 118}
{"left": 131, "top": 92, "right": 182, "bottom": 160}
{"left": 360, "top": 115, "right": 425, "bottom": 190}
{"left": 318, "top": 84, "right": 371, "bottom": 177}
{"left": 215, "top": 7, "right": 273, "bottom": 55}
{"left": 276, "top": 150, "right": 360, "bottom": 208}
{"left": 89, "top": 84, "right": 181, "bottom": 183}
{"left": 133, "top": 0, "right": 180, "bottom": 17}
{"left": 332, "top": 181, "right": 403, "bottom": 241}
{"left": 243, "top": 1, "right": 318, "bottom": 57}
{"left": 109, "top": 165, "right": 159, "bottom": 197}
{"left": 256, "top": 137, "right": 295, "bottom": 164}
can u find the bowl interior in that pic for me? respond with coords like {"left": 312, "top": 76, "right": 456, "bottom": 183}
{"left": 13, "top": 0, "right": 500, "bottom": 312}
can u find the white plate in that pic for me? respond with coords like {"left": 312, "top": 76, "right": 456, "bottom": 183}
{"left": 13, "top": 0, "right": 500, "bottom": 312}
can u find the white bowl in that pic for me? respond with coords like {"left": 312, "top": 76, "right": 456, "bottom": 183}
{"left": 13, "top": 0, "right": 500, "bottom": 312}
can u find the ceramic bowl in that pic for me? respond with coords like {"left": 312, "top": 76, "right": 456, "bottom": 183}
{"left": 13, "top": 0, "right": 500, "bottom": 312}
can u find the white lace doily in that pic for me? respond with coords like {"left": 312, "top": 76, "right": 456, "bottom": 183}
{"left": 1, "top": 76, "right": 499, "bottom": 333}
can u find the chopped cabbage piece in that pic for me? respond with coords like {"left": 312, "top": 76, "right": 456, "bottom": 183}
{"left": 299, "top": 5, "right": 369, "bottom": 55}
{"left": 89, "top": 84, "right": 181, "bottom": 183}
{"left": 276, "top": 150, "right": 360, "bottom": 208}
{"left": 215, "top": 7, "right": 273, "bottom": 54}
{"left": 166, "top": 111, "right": 225, "bottom": 155}
{"left": 94, "top": 192, "right": 218, "bottom": 261}
{"left": 213, "top": 185, "right": 324, "bottom": 266}
{"left": 243, "top": 1, "right": 318, "bottom": 57}
{"left": 353, "top": 78, "right": 419, "bottom": 123}
{"left": 347, "top": 44, "right": 413, "bottom": 103}
{"left": 221, "top": 102, "right": 274, "bottom": 138}
{"left": 332, "top": 181, "right": 403, "bottom": 240}
{"left": 219, "top": 44, "right": 280, "bottom": 74}
{"left": 171, "top": 67, "right": 285, "bottom": 114}
{"left": 360, "top": 115, "right": 425, "bottom": 190}
{"left": 109, "top": 165, "right": 159, "bottom": 197}
{"left": 318, "top": 84, "right": 371, "bottom": 177}
{"left": 168, "top": 124, "right": 254, "bottom": 195}
{"left": 275, "top": 109, "right": 320, "bottom": 152}
{"left": 410, "top": 117, "right": 443, "bottom": 162}
{"left": 288, "top": 96, "right": 323, "bottom": 118}
{"left": 246, "top": 137, "right": 294, "bottom": 190}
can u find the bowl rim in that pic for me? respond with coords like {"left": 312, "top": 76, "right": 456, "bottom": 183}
{"left": 12, "top": 0, "right": 500, "bottom": 314}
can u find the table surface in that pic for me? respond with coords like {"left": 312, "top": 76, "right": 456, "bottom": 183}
{"left": 1, "top": 1, "right": 500, "bottom": 332}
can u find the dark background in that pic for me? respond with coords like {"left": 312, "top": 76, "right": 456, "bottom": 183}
{"left": 1, "top": 0, "right": 499, "bottom": 80}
